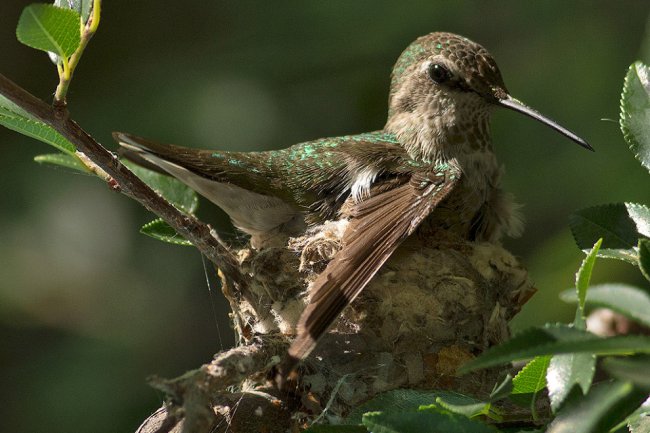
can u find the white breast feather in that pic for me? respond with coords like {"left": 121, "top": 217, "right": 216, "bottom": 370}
{"left": 350, "top": 167, "right": 379, "bottom": 203}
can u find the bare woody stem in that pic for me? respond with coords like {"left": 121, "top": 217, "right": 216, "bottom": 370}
{"left": 0, "top": 72, "right": 248, "bottom": 290}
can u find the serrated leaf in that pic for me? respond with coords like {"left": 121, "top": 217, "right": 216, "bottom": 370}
{"left": 48, "top": 0, "right": 92, "bottom": 65}
{"left": 627, "top": 203, "right": 650, "bottom": 238}
{"left": 34, "top": 152, "right": 87, "bottom": 172}
{"left": 513, "top": 356, "right": 551, "bottom": 395}
{"left": 603, "top": 356, "right": 650, "bottom": 389}
{"left": 621, "top": 62, "right": 650, "bottom": 173}
{"left": 560, "top": 284, "right": 650, "bottom": 327}
{"left": 140, "top": 219, "right": 192, "bottom": 246}
{"left": 303, "top": 426, "right": 368, "bottom": 433}
{"left": 510, "top": 356, "right": 551, "bottom": 410}
{"left": 570, "top": 203, "right": 650, "bottom": 264}
{"left": 0, "top": 106, "right": 75, "bottom": 154}
{"left": 123, "top": 161, "right": 198, "bottom": 214}
{"left": 362, "top": 411, "right": 496, "bottom": 433}
{"left": 639, "top": 239, "right": 650, "bottom": 282}
{"left": 459, "top": 324, "right": 650, "bottom": 374}
{"left": 575, "top": 239, "right": 602, "bottom": 328}
{"left": 569, "top": 204, "right": 641, "bottom": 263}
{"left": 16, "top": 4, "right": 81, "bottom": 58}
{"left": 547, "top": 352, "right": 596, "bottom": 413}
{"left": 547, "top": 380, "right": 648, "bottom": 433}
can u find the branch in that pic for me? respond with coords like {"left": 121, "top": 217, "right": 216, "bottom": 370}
{"left": 149, "top": 339, "right": 283, "bottom": 401}
{"left": 0, "top": 72, "right": 249, "bottom": 290}
{"left": 145, "top": 338, "right": 288, "bottom": 433}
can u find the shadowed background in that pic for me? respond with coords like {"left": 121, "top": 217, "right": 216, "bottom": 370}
{"left": 1, "top": 1, "right": 649, "bottom": 431}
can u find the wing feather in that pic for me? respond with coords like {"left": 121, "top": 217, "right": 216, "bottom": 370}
{"left": 282, "top": 163, "right": 461, "bottom": 375}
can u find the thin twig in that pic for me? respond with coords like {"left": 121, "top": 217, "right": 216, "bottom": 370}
{"left": 0, "top": 72, "right": 249, "bottom": 291}
{"left": 54, "top": 0, "right": 102, "bottom": 104}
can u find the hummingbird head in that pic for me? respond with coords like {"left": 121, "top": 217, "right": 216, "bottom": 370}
{"left": 386, "top": 32, "right": 592, "bottom": 162}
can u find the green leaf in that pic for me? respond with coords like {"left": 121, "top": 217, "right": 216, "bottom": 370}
{"left": 422, "top": 392, "right": 501, "bottom": 421}
{"left": 547, "top": 352, "right": 596, "bottom": 413}
{"left": 362, "top": 411, "right": 496, "bottom": 433}
{"left": 346, "top": 390, "right": 451, "bottom": 424}
{"left": 569, "top": 204, "right": 644, "bottom": 264}
{"left": 628, "top": 413, "right": 650, "bottom": 433}
{"left": 34, "top": 152, "right": 87, "bottom": 172}
{"left": 627, "top": 203, "right": 650, "bottom": 238}
{"left": 560, "top": 284, "right": 650, "bottom": 327}
{"left": 547, "top": 380, "right": 648, "bottom": 433}
{"left": 0, "top": 94, "right": 34, "bottom": 119}
{"left": 346, "top": 390, "right": 498, "bottom": 425}
{"left": 575, "top": 239, "right": 602, "bottom": 328}
{"left": 140, "top": 219, "right": 192, "bottom": 246}
{"left": 303, "top": 426, "right": 368, "bottom": 433}
{"left": 16, "top": 4, "right": 81, "bottom": 58}
{"left": 413, "top": 376, "right": 512, "bottom": 421}
{"left": 603, "top": 355, "right": 650, "bottom": 389}
{"left": 548, "top": 244, "right": 602, "bottom": 416}
{"left": 123, "top": 161, "right": 198, "bottom": 214}
{"left": 459, "top": 324, "right": 650, "bottom": 374}
{"left": 426, "top": 399, "right": 490, "bottom": 419}
{"left": 489, "top": 374, "right": 514, "bottom": 402}
{"left": 510, "top": 356, "right": 550, "bottom": 409}
{"left": 54, "top": 0, "right": 93, "bottom": 22}
{"left": 639, "top": 239, "right": 650, "bottom": 282}
{"left": 512, "top": 356, "right": 550, "bottom": 395}
{"left": 621, "top": 62, "right": 650, "bottom": 173}
{"left": 0, "top": 106, "right": 75, "bottom": 154}
{"left": 624, "top": 398, "right": 650, "bottom": 433}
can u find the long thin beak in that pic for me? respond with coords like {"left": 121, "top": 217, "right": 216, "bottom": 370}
{"left": 498, "top": 96, "right": 593, "bottom": 151}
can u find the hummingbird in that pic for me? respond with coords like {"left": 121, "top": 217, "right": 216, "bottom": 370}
{"left": 114, "top": 32, "right": 592, "bottom": 379}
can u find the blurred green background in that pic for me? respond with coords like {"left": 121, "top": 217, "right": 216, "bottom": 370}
{"left": 1, "top": 1, "right": 650, "bottom": 431}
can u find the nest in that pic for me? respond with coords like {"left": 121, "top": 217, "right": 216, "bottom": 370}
{"left": 137, "top": 220, "right": 535, "bottom": 433}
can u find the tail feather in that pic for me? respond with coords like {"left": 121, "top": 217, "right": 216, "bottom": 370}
{"left": 113, "top": 131, "right": 171, "bottom": 156}
{"left": 115, "top": 133, "right": 168, "bottom": 175}
{"left": 112, "top": 131, "right": 303, "bottom": 241}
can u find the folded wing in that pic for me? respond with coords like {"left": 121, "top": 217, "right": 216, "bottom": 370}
{"left": 282, "top": 162, "right": 461, "bottom": 375}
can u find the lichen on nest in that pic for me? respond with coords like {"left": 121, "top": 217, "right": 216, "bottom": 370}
{"left": 229, "top": 218, "right": 535, "bottom": 420}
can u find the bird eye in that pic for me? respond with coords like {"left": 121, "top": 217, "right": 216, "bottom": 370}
{"left": 428, "top": 63, "right": 452, "bottom": 84}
